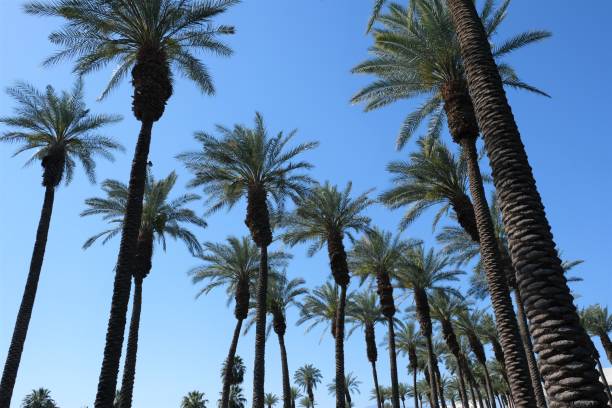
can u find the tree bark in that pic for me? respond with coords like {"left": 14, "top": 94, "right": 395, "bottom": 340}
{"left": 0, "top": 186, "right": 55, "bottom": 407}
{"left": 413, "top": 365, "right": 419, "bottom": 408}
{"left": 387, "top": 318, "right": 401, "bottom": 408}
{"left": 445, "top": 1, "right": 608, "bottom": 406}
{"left": 118, "top": 277, "right": 143, "bottom": 408}
{"left": 278, "top": 333, "right": 291, "bottom": 408}
{"left": 598, "top": 332, "right": 612, "bottom": 366}
{"left": 334, "top": 284, "right": 347, "bottom": 408}
{"left": 252, "top": 245, "right": 269, "bottom": 408}
{"left": 221, "top": 318, "right": 244, "bottom": 408}
{"left": 414, "top": 288, "right": 439, "bottom": 408}
{"left": 372, "top": 361, "right": 383, "bottom": 408}
{"left": 595, "top": 357, "right": 612, "bottom": 406}
{"left": 434, "top": 354, "right": 447, "bottom": 408}
{"left": 95, "top": 120, "right": 154, "bottom": 408}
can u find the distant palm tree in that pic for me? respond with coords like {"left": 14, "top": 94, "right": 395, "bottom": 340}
{"left": 297, "top": 398, "right": 311, "bottom": 408}
{"left": 181, "top": 391, "right": 208, "bottom": 408}
{"left": 395, "top": 321, "right": 420, "bottom": 408}
{"left": 297, "top": 282, "right": 346, "bottom": 340}
{"left": 0, "top": 80, "right": 122, "bottom": 404}
{"left": 21, "top": 388, "right": 58, "bottom": 408}
{"left": 82, "top": 171, "right": 205, "bottom": 408}
{"left": 290, "top": 387, "right": 302, "bottom": 408}
{"left": 264, "top": 394, "right": 279, "bottom": 408}
{"left": 283, "top": 182, "right": 373, "bottom": 408}
{"left": 179, "top": 113, "right": 317, "bottom": 408}
{"left": 397, "top": 383, "right": 409, "bottom": 408}
{"left": 350, "top": 228, "right": 416, "bottom": 408}
{"left": 346, "top": 290, "right": 385, "bottom": 408}
{"left": 294, "top": 365, "right": 322, "bottom": 408}
{"left": 190, "top": 236, "right": 288, "bottom": 408}
{"left": 25, "top": 2, "right": 236, "bottom": 403}
{"left": 327, "top": 372, "right": 361, "bottom": 407}
{"left": 581, "top": 304, "right": 612, "bottom": 364}
{"left": 228, "top": 385, "right": 247, "bottom": 408}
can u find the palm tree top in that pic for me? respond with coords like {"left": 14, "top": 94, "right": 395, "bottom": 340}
{"left": 394, "top": 320, "right": 421, "bottom": 356}
{"left": 181, "top": 390, "right": 209, "bottom": 408}
{"left": 327, "top": 372, "right": 361, "bottom": 396}
{"left": 294, "top": 364, "right": 323, "bottom": 391}
{"left": 427, "top": 290, "right": 467, "bottom": 324}
{"left": 581, "top": 304, "right": 612, "bottom": 336}
{"left": 264, "top": 393, "right": 279, "bottom": 406}
{"left": 346, "top": 290, "right": 384, "bottom": 336}
{"left": 81, "top": 171, "right": 206, "bottom": 254}
{"left": 178, "top": 112, "right": 318, "bottom": 215}
{"left": 396, "top": 244, "right": 463, "bottom": 294}
{"left": 0, "top": 80, "right": 122, "bottom": 186}
{"left": 297, "top": 281, "right": 354, "bottom": 339}
{"left": 21, "top": 388, "right": 58, "bottom": 408}
{"left": 25, "top": 0, "right": 238, "bottom": 99}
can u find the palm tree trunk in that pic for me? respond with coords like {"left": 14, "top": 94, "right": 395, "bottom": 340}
{"left": 425, "top": 335, "right": 440, "bottom": 408}
{"left": 415, "top": 288, "right": 439, "bottom": 408}
{"left": 221, "top": 318, "right": 244, "bottom": 408}
{"left": 335, "top": 284, "right": 347, "bottom": 408}
{"left": 599, "top": 332, "right": 612, "bottom": 365}
{"left": 466, "top": 367, "right": 479, "bottom": 408}
{"left": 387, "top": 318, "right": 401, "bottom": 408}
{"left": 0, "top": 186, "right": 55, "bottom": 407}
{"left": 458, "top": 137, "right": 535, "bottom": 408}
{"left": 372, "top": 361, "right": 383, "bottom": 408}
{"left": 450, "top": 397, "right": 457, "bottom": 408}
{"left": 512, "top": 290, "right": 547, "bottom": 408}
{"left": 252, "top": 245, "right": 269, "bottom": 408}
{"left": 481, "top": 364, "right": 496, "bottom": 408}
{"left": 278, "top": 333, "right": 291, "bottom": 408}
{"left": 413, "top": 365, "right": 418, "bottom": 408}
{"left": 345, "top": 389, "right": 352, "bottom": 407}
{"left": 445, "top": 1, "right": 608, "bottom": 406}
{"left": 434, "top": 356, "right": 447, "bottom": 408}
{"left": 95, "top": 119, "right": 154, "bottom": 408}
{"left": 457, "top": 364, "right": 470, "bottom": 408}
{"left": 118, "top": 277, "right": 143, "bottom": 408}
{"left": 307, "top": 386, "right": 314, "bottom": 408}
{"left": 595, "top": 356, "right": 612, "bottom": 405}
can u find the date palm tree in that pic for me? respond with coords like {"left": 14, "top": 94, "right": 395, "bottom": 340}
{"left": 21, "top": 388, "right": 58, "bottom": 408}
{"left": 82, "top": 171, "right": 205, "bottom": 408}
{"left": 228, "top": 385, "right": 247, "bottom": 408}
{"left": 442, "top": 0, "right": 608, "bottom": 405}
{"left": 297, "top": 281, "right": 346, "bottom": 340}
{"left": 346, "top": 291, "right": 385, "bottom": 408}
{"left": 581, "top": 304, "right": 612, "bottom": 364}
{"left": 395, "top": 321, "right": 420, "bottom": 408}
{"left": 264, "top": 394, "right": 279, "bottom": 408}
{"left": 283, "top": 182, "right": 373, "bottom": 407}
{"left": 179, "top": 112, "right": 317, "bottom": 408}
{"left": 290, "top": 387, "right": 302, "bottom": 408}
{"left": 395, "top": 245, "right": 463, "bottom": 408}
{"left": 294, "top": 365, "right": 322, "bottom": 408}
{"left": 327, "top": 373, "right": 361, "bottom": 407}
{"left": 222, "top": 356, "right": 246, "bottom": 388}
{"left": 181, "top": 391, "right": 208, "bottom": 408}
{"left": 0, "top": 80, "right": 122, "bottom": 405}
{"left": 350, "top": 228, "right": 416, "bottom": 408}
{"left": 25, "top": 2, "right": 236, "bottom": 405}
{"left": 190, "top": 237, "right": 289, "bottom": 408}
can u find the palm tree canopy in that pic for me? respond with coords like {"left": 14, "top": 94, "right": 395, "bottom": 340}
{"left": 581, "top": 304, "right": 612, "bottom": 336}
{"left": 25, "top": 0, "right": 237, "bottom": 99}
{"left": 395, "top": 320, "right": 421, "bottom": 359}
{"left": 21, "top": 388, "right": 58, "bottom": 408}
{"left": 297, "top": 281, "right": 354, "bottom": 339}
{"left": 264, "top": 393, "right": 279, "bottom": 406}
{"left": 178, "top": 112, "right": 318, "bottom": 216}
{"left": 0, "top": 80, "right": 122, "bottom": 186}
{"left": 221, "top": 355, "right": 246, "bottom": 386}
{"left": 327, "top": 372, "right": 361, "bottom": 396}
{"left": 346, "top": 290, "right": 384, "bottom": 337}
{"left": 181, "top": 391, "right": 208, "bottom": 408}
{"left": 228, "top": 385, "right": 247, "bottom": 408}
{"left": 396, "top": 244, "right": 463, "bottom": 294}
{"left": 294, "top": 364, "right": 323, "bottom": 393}
{"left": 353, "top": 0, "right": 550, "bottom": 148}
{"left": 427, "top": 290, "right": 467, "bottom": 325}
{"left": 81, "top": 171, "right": 206, "bottom": 255}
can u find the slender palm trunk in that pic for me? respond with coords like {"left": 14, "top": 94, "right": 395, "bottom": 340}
{"left": 467, "top": 368, "right": 479, "bottom": 408}
{"left": 335, "top": 284, "right": 347, "bottom": 408}
{"left": 512, "top": 290, "right": 547, "bottom": 408}
{"left": 221, "top": 318, "right": 244, "bottom": 408}
{"left": 413, "top": 365, "right": 419, "bottom": 408}
{"left": 595, "top": 357, "right": 612, "bottom": 405}
{"left": 307, "top": 386, "right": 314, "bottom": 408}
{"left": 599, "top": 332, "right": 612, "bottom": 365}
{"left": 252, "top": 246, "right": 269, "bottom": 408}
{"left": 95, "top": 120, "right": 154, "bottom": 408}
{"left": 387, "top": 319, "right": 401, "bottom": 408}
{"left": 457, "top": 364, "right": 470, "bottom": 408}
{"left": 425, "top": 335, "right": 440, "bottom": 408}
{"left": 278, "top": 333, "right": 291, "bottom": 408}
{"left": 445, "top": 1, "right": 607, "bottom": 406}
{"left": 372, "top": 361, "right": 383, "bottom": 408}
{"left": 450, "top": 398, "right": 457, "bottom": 408}
{"left": 0, "top": 186, "right": 55, "bottom": 407}
{"left": 118, "top": 277, "right": 143, "bottom": 408}
{"left": 481, "top": 364, "right": 496, "bottom": 408}
{"left": 434, "top": 356, "right": 447, "bottom": 408}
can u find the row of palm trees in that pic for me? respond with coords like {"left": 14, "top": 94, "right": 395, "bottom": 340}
{"left": 0, "top": 1, "right": 609, "bottom": 408}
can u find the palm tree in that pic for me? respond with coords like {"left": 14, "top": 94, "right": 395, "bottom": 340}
{"left": 82, "top": 171, "right": 205, "bottom": 408}
{"left": 264, "top": 394, "right": 279, "bottom": 408}
{"left": 395, "top": 321, "right": 420, "bottom": 408}
{"left": 297, "top": 398, "right": 311, "bottom": 408}
{"left": 582, "top": 304, "right": 612, "bottom": 364}
{"left": 346, "top": 291, "right": 385, "bottom": 408}
{"left": 578, "top": 310, "right": 612, "bottom": 405}
{"left": 181, "top": 391, "right": 208, "bottom": 408}
{"left": 294, "top": 365, "right": 322, "bottom": 408}
{"left": 283, "top": 182, "right": 373, "bottom": 407}
{"left": 442, "top": 0, "right": 608, "bottom": 405}
{"left": 350, "top": 228, "right": 415, "bottom": 408}
{"left": 397, "top": 383, "right": 409, "bottom": 408}
{"left": 222, "top": 355, "right": 247, "bottom": 387}
{"left": 21, "top": 388, "right": 58, "bottom": 408}
{"left": 0, "top": 80, "right": 122, "bottom": 405}
{"left": 297, "top": 282, "right": 346, "bottom": 340}
{"left": 179, "top": 113, "right": 317, "bottom": 408}
{"left": 190, "top": 237, "right": 288, "bottom": 408}
{"left": 290, "top": 387, "right": 302, "bottom": 408}
{"left": 113, "top": 391, "right": 121, "bottom": 408}
{"left": 25, "top": 1, "right": 236, "bottom": 404}
{"left": 228, "top": 385, "right": 247, "bottom": 408}
{"left": 395, "top": 245, "right": 463, "bottom": 408}
{"left": 327, "top": 373, "right": 361, "bottom": 407}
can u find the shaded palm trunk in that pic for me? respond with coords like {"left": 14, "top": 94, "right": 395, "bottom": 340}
{"left": 220, "top": 318, "right": 244, "bottom": 408}
{"left": 372, "top": 362, "right": 383, "bottom": 408}
{"left": 412, "top": 364, "right": 418, "bottom": 408}
{"left": 387, "top": 320, "right": 401, "bottom": 408}
{"left": 0, "top": 185, "right": 55, "bottom": 407}
{"left": 414, "top": 288, "right": 439, "bottom": 408}
{"left": 445, "top": 1, "right": 608, "bottom": 406}
{"left": 464, "top": 332, "right": 496, "bottom": 408}
{"left": 587, "top": 336, "right": 612, "bottom": 405}
{"left": 272, "top": 311, "right": 291, "bottom": 408}
{"left": 365, "top": 323, "right": 382, "bottom": 408}
{"left": 597, "top": 332, "right": 612, "bottom": 365}
{"left": 433, "top": 356, "right": 447, "bottom": 408}
{"left": 307, "top": 386, "right": 314, "bottom": 408}
{"left": 334, "top": 284, "right": 347, "bottom": 408}
{"left": 118, "top": 277, "right": 143, "bottom": 408}
{"left": 377, "top": 270, "right": 400, "bottom": 408}
{"left": 439, "top": 319, "right": 469, "bottom": 408}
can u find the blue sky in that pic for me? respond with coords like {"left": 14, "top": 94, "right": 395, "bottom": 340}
{"left": 1, "top": 1, "right": 611, "bottom": 407}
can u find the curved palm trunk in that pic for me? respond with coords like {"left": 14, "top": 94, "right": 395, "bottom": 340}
{"left": 277, "top": 333, "right": 291, "bottom": 408}
{"left": 118, "top": 277, "right": 143, "bottom": 408}
{"left": 387, "top": 318, "right": 401, "bottom": 408}
{"left": 372, "top": 361, "right": 383, "bottom": 408}
{"left": 0, "top": 186, "right": 55, "bottom": 407}
{"left": 598, "top": 332, "right": 612, "bottom": 365}
{"left": 95, "top": 120, "right": 154, "bottom": 408}
{"left": 221, "top": 318, "right": 244, "bottom": 408}
{"left": 456, "top": 365, "right": 470, "bottom": 408}
{"left": 445, "top": 1, "right": 608, "bottom": 406}
{"left": 425, "top": 336, "right": 440, "bottom": 408}
{"left": 252, "top": 245, "right": 269, "bottom": 408}
{"left": 335, "top": 284, "right": 347, "bottom": 408}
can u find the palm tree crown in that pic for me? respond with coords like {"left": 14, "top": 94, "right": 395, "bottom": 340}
{"left": 181, "top": 391, "right": 208, "bottom": 408}
{"left": 264, "top": 393, "right": 279, "bottom": 407}
{"left": 298, "top": 281, "right": 353, "bottom": 339}
{"left": 21, "top": 388, "right": 58, "bottom": 408}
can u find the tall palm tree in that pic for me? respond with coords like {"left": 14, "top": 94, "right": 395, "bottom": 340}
{"left": 25, "top": 2, "right": 236, "bottom": 404}
{"left": 181, "top": 391, "right": 208, "bottom": 408}
{"left": 395, "top": 321, "right": 420, "bottom": 408}
{"left": 297, "top": 281, "right": 347, "bottom": 340}
{"left": 264, "top": 394, "right": 279, "bottom": 408}
{"left": 221, "top": 355, "right": 247, "bottom": 388}
{"left": 21, "top": 388, "right": 58, "bottom": 408}
{"left": 350, "top": 228, "right": 415, "bottom": 408}
{"left": 294, "top": 365, "right": 322, "bottom": 408}
{"left": 290, "top": 387, "right": 302, "bottom": 408}
{"left": 82, "top": 171, "right": 205, "bottom": 408}
{"left": 582, "top": 304, "right": 612, "bottom": 364}
{"left": 179, "top": 113, "right": 317, "bottom": 408}
{"left": 397, "top": 383, "right": 409, "bottom": 408}
{"left": 346, "top": 291, "right": 385, "bottom": 408}
{"left": 0, "top": 80, "right": 122, "bottom": 405}
{"left": 228, "top": 385, "right": 247, "bottom": 408}
{"left": 395, "top": 245, "right": 463, "bottom": 408}
{"left": 283, "top": 182, "right": 373, "bottom": 408}
{"left": 442, "top": 0, "right": 608, "bottom": 405}
{"left": 327, "top": 373, "right": 361, "bottom": 407}
{"left": 190, "top": 236, "right": 289, "bottom": 408}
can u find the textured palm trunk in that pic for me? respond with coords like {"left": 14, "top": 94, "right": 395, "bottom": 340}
{"left": 277, "top": 332, "right": 291, "bottom": 408}
{"left": 387, "top": 319, "right": 401, "bottom": 408}
{"left": 220, "top": 318, "right": 244, "bottom": 408}
{"left": 415, "top": 287, "right": 439, "bottom": 408}
{"left": 434, "top": 357, "right": 447, "bottom": 408}
{"left": 334, "top": 284, "right": 347, "bottom": 408}
{"left": 450, "top": 398, "right": 457, "bottom": 408}
{"left": 118, "top": 277, "right": 143, "bottom": 408}
{"left": 0, "top": 186, "right": 55, "bottom": 407}
{"left": 466, "top": 365, "right": 479, "bottom": 408}
{"left": 598, "top": 332, "right": 612, "bottom": 365}
{"left": 413, "top": 365, "right": 419, "bottom": 408}
{"left": 445, "top": 1, "right": 608, "bottom": 406}
{"left": 378, "top": 269, "right": 400, "bottom": 408}
{"left": 595, "top": 357, "right": 612, "bottom": 405}
{"left": 307, "top": 386, "right": 314, "bottom": 408}
{"left": 457, "top": 364, "right": 470, "bottom": 408}
{"left": 372, "top": 361, "right": 383, "bottom": 408}
{"left": 440, "top": 319, "right": 470, "bottom": 408}
{"left": 252, "top": 246, "right": 269, "bottom": 408}
{"left": 345, "top": 389, "right": 352, "bottom": 407}
{"left": 366, "top": 323, "right": 382, "bottom": 408}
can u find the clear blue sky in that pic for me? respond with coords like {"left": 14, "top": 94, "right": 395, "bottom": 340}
{"left": 1, "top": 1, "right": 611, "bottom": 407}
